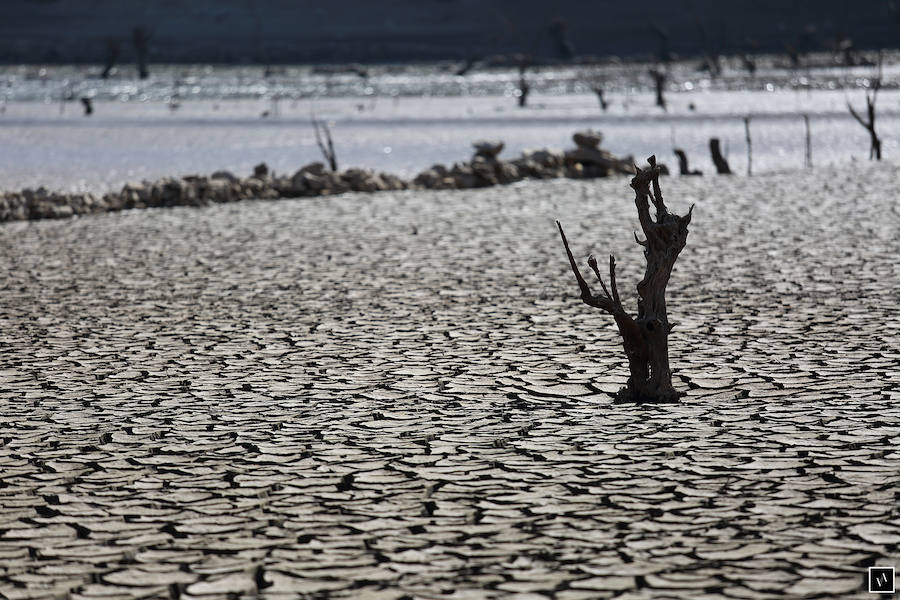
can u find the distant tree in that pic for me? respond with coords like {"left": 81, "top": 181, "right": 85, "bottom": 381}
{"left": 455, "top": 56, "right": 480, "bottom": 76}
{"left": 650, "top": 23, "right": 671, "bottom": 63}
{"left": 313, "top": 119, "right": 338, "bottom": 172}
{"left": 132, "top": 27, "right": 152, "bottom": 79}
{"left": 516, "top": 54, "right": 531, "bottom": 108}
{"left": 100, "top": 38, "right": 119, "bottom": 79}
{"left": 649, "top": 68, "right": 667, "bottom": 110}
{"left": 592, "top": 85, "right": 609, "bottom": 111}
{"left": 549, "top": 18, "right": 576, "bottom": 60}
{"left": 847, "top": 57, "right": 882, "bottom": 160}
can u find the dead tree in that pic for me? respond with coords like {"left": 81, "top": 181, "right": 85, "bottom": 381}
{"left": 556, "top": 156, "right": 693, "bottom": 403}
{"left": 673, "top": 149, "right": 701, "bottom": 175}
{"left": 847, "top": 61, "right": 882, "bottom": 160}
{"left": 313, "top": 119, "right": 338, "bottom": 172}
{"left": 592, "top": 86, "right": 609, "bottom": 111}
{"left": 80, "top": 97, "right": 93, "bottom": 116}
{"left": 516, "top": 55, "right": 531, "bottom": 108}
{"left": 743, "top": 116, "right": 752, "bottom": 176}
{"left": 549, "top": 18, "right": 576, "bottom": 60}
{"left": 803, "top": 114, "right": 812, "bottom": 168}
{"left": 650, "top": 23, "right": 671, "bottom": 63}
{"left": 100, "top": 38, "right": 119, "bottom": 79}
{"left": 455, "top": 56, "right": 480, "bottom": 76}
{"left": 649, "top": 68, "right": 667, "bottom": 110}
{"left": 132, "top": 27, "right": 152, "bottom": 79}
{"left": 740, "top": 54, "right": 756, "bottom": 76}
{"left": 709, "top": 138, "right": 731, "bottom": 174}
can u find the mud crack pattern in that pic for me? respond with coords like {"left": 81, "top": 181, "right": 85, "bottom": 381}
{"left": 1, "top": 167, "right": 899, "bottom": 599}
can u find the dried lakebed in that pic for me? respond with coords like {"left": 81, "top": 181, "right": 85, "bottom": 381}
{"left": 1, "top": 167, "right": 898, "bottom": 599}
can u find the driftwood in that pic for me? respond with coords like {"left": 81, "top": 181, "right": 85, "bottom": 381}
{"left": 709, "top": 138, "right": 731, "bottom": 174}
{"left": 847, "top": 59, "right": 882, "bottom": 161}
{"left": 557, "top": 156, "right": 693, "bottom": 402}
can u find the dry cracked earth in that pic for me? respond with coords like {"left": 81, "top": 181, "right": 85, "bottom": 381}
{"left": 1, "top": 166, "right": 899, "bottom": 599}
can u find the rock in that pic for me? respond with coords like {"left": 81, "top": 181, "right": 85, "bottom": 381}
{"left": 413, "top": 168, "right": 442, "bottom": 189}
{"left": 210, "top": 170, "right": 239, "bottom": 183}
{"left": 520, "top": 148, "right": 564, "bottom": 169}
{"left": 103, "top": 192, "right": 123, "bottom": 211}
{"left": 379, "top": 173, "right": 407, "bottom": 190}
{"left": 565, "top": 147, "right": 635, "bottom": 175}
{"left": 470, "top": 157, "right": 500, "bottom": 186}
{"left": 573, "top": 129, "right": 603, "bottom": 149}
{"left": 289, "top": 172, "right": 309, "bottom": 196}
{"left": 253, "top": 162, "right": 269, "bottom": 178}
{"left": 342, "top": 168, "right": 377, "bottom": 192}
{"left": 271, "top": 175, "right": 295, "bottom": 197}
{"left": 472, "top": 140, "right": 505, "bottom": 160}
{"left": 297, "top": 162, "right": 326, "bottom": 177}
{"left": 204, "top": 178, "right": 234, "bottom": 203}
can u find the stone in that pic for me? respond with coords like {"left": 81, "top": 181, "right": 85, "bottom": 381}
{"left": 210, "top": 170, "right": 239, "bottom": 183}
{"left": 472, "top": 140, "right": 505, "bottom": 160}
{"left": 253, "top": 162, "right": 269, "bottom": 178}
{"left": 572, "top": 129, "right": 603, "bottom": 149}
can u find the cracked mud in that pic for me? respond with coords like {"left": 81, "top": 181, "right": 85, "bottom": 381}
{"left": 1, "top": 166, "right": 899, "bottom": 599}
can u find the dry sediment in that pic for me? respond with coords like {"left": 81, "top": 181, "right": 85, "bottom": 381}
{"left": 1, "top": 167, "right": 898, "bottom": 598}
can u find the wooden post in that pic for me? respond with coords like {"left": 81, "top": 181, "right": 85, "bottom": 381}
{"left": 743, "top": 116, "right": 752, "bottom": 176}
{"left": 803, "top": 114, "right": 812, "bottom": 168}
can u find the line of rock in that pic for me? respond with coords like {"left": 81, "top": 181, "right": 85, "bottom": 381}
{"left": 0, "top": 130, "right": 636, "bottom": 223}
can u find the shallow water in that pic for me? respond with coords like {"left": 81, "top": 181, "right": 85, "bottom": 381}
{"left": 1, "top": 57, "right": 897, "bottom": 192}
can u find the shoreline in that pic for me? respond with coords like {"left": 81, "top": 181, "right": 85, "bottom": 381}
{"left": 1, "top": 131, "right": 639, "bottom": 223}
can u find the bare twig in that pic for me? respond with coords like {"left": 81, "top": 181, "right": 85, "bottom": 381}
{"left": 312, "top": 119, "right": 338, "bottom": 172}
{"left": 846, "top": 53, "right": 883, "bottom": 160}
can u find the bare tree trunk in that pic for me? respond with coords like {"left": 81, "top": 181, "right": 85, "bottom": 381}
{"left": 132, "top": 27, "right": 152, "bottom": 80}
{"left": 709, "top": 138, "right": 731, "bottom": 174}
{"left": 101, "top": 38, "right": 119, "bottom": 79}
{"left": 743, "top": 116, "right": 752, "bottom": 176}
{"left": 673, "top": 149, "right": 701, "bottom": 175}
{"left": 557, "top": 156, "right": 693, "bottom": 403}
{"left": 312, "top": 119, "right": 338, "bottom": 172}
{"left": 593, "top": 86, "right": 609, "bottom": 111}
{"left": 847, "top": 55, "right": 882, "bottom": 160}
{"left": 650, "top": 23, "right": 671, "bottom": 63}
{"left": 649, "top": 68, "right": 667, "bottom": 110}
{"left": 803, "top": 114, "right": 812, "bottom": 168}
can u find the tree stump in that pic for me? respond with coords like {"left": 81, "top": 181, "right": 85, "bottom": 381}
{"left": 557, "top": 156, "right": 693, "bottom": 402}
{"left": 709, "top": 138, "right": 731, "bottom": 174}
